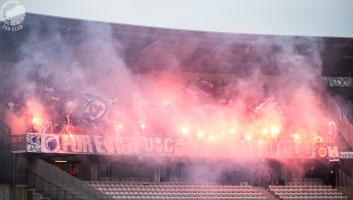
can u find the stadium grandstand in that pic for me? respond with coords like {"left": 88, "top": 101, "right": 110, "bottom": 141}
{"left": 1, "top": 8, "right": 353, "bottom": 200}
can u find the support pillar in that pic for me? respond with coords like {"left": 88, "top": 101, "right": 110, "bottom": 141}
{"left": 90, "top": 156, "right": 98, "bottom": 181}
{"left": 282, "top": 165, "right": 288, "bottom": 185}
{"left": 154, "top": 165, "right": 160, "bottom": 183}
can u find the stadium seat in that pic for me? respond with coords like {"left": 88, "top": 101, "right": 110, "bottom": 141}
{"left": 89, "top": 180, "right": 267, "bottom": 200}
{"left": 268, "top": 178, "right": 348, "bottom": 200}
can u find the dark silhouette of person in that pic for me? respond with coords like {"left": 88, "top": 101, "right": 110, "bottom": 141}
{"left": 329, "top": 169, "right": 336, "bottom": 188}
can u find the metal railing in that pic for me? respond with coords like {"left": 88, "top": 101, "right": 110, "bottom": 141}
{"left": 27, "top": 170, "right": 82, "bottom": 200}
{"left": 28, "top": 158, "right": 114, "bottom": 200}
{"left": 337, "top": 167, "right": 353, "bottom": 200}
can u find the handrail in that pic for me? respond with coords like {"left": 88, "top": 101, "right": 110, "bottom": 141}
{"left": 27, "top": 170, "right": 82, "bottom": 200}
{"left": 28, "top": 158, "right": 114, "bottom": 200}
{"left": 337, "top": 167, "right": 353, "bottom": 184}
{"left": 337, "top": 167, "right": 353, "bottom": 200}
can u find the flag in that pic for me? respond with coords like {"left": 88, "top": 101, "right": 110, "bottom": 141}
{"left": 83, "top": 93, "right": 116, "bottom": 122}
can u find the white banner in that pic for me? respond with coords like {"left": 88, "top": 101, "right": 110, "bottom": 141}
{"left": 26, "top": 133, "right": 176, "bottom": 156}
{"left": 339, "top": 152, "right": 353, "bottom": 159}
{"left": 25, "top": 133, "right": 330, "bottom": 158}
{"left": 26, "top": 133, "right": 41, "bottom": 153}
{"left": 41, "top": 134, "right": 60, "bottom": 153}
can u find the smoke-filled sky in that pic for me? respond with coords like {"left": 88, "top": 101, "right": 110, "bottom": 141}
{"left": 8, "top": 0, "right": 353, "bottom": 38}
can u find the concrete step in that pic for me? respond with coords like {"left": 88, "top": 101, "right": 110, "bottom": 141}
{"left": 255, "top": 186, "right": 279, "bottom": 200}
{"left": 28, "top": 188, "right": 50, "bottom": 200}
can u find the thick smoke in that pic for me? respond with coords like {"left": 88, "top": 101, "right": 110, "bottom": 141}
{"left": 2, "top": 15, "right": 341, "bottom": 182}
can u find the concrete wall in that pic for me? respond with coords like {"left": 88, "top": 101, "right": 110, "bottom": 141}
{"left": 0, "top": 185, "right": 10, "bottom": 200}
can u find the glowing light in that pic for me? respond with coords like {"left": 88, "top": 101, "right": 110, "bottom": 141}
{"left": 258, "top": 140, "right": 263, "bottom": 145}
{"left": 261, "top": 128, "right": 269, "bottom": 135}
{"left": 117, "top": 124, "right": 123, "bottom": 129}
{"left": 270, "top": 126, "right": 281, "bottom": 136}
{"left": 162, "top": 100, "right": 170, "bottom": 106}
{"left": 244, "top": 134, "right": 252, "bottom": 141}
{"left": 292, "top": 133, "right": 300, "bottom": 140}
{"left": 32, "top": 116, "right": 42, "bottom": 126}
{"left": 180, "top": 126, "right": 189, "bottom": 135}
{"left": 54, "top": 160, "right": 67, "bottom": 163}
{"left": 208, "top": 134, "right": 215, "bottom": 141}
{"left": 229, "top": 128, "right": 235, "bottom": 134}
{"left": 140, "top": 122, "right": 146, "bottom": 129}
{"left": 114, "top": 123, "right": 123, "bottom": 133}
{"left": 196, "top": 130, "right": 204, "bottom": 138}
